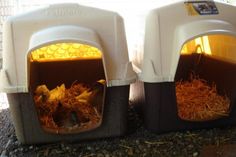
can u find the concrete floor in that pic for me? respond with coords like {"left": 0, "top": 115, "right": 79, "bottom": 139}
{"left": 0, "top": 93, "right": 8, "bottom": 110}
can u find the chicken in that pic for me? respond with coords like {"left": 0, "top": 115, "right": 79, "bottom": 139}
{"left": 34, "top": 84, "right": 65, "bottom": 116}
{"left": 75, "top": 79, "right": 105, "bottom": 114}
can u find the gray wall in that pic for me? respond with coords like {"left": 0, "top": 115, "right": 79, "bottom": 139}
{"left": 0, "top": 0, "right": 15, "bottom": 68}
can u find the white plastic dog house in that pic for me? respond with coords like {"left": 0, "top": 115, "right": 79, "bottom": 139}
{"left": 1, "top": 3, "right": 136, "bottom": 144}
{"left": 132, "top": 1, "right": 236, "bottom": 133}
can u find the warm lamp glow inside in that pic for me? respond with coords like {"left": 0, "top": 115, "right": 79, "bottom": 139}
{"left": 30, "top": 43, "right": 102, "bottom": 62}
{"left": 181, "top": 36, "right": 212, "bottom": 55}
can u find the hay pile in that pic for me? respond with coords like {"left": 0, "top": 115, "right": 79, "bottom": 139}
{"left": 33, "top": 80, "right": 105, "bottom": 133}
{"left": 176, "top": 75, "right": 230, "bottom": 121}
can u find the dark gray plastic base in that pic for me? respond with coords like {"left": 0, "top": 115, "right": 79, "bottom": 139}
{"left": 144, "top": 82, "right": 236, "bottom": 133}
{"left": 8, "top": 85, "right": 129, "bottom": 144}
{"left": 135, "top": 54, "right": 236, "bottom": 133}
